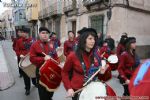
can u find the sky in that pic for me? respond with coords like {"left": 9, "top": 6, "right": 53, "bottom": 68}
{"left": 0, "top": 0, "right": 11, "bottom": 15}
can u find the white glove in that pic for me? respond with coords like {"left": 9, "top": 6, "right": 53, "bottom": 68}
{"left": 67, "top": 89, "right": 75, "bottom": 97}
{"left": 44, "top": 55, "right": 51, "bottom": 61}
{"left": 20, "top": 54, "right": 25, "bottom": 58}
{"left": 100, "top": 64, "right": 109, "bottom": 74}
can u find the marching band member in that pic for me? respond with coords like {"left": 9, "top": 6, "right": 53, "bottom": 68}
{"left": 30, "top": 27, "right": 59, "bottom": 100}
{"left": 62, "top": 28, "right": 115, "bottom": 100}
{"left": 12, "top": 29, "right": 23, "bottom": 77}
{"left": 49, "top": 32, "right": 61, "bottom": 49}
{"left": 64, "top": 31, "right": 75, "bottom": 57}
{"left": 117, "top": 34, "right": 128, "bottom": 83}
{"left": 118, "top": 37, "right": 137, "bottom": 96}
{"left": 15, "top": 28, "right": 36, "bottom": 95}
{"left": 129, "top": 59, "right": 150, "bottom": 97}
{"left": 117, "top": 34, "right": 128, "bottom": 60}
{"left": 98, "top": 39, "right": 113, "bottom": 80}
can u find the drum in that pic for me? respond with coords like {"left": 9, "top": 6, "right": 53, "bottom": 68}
{"left": 79, "top": 82, "right": 116, "bottom": 100}
{"left": 56, "top": 47, "right": 65, "bottom": 62}
{"left": 19, "top": 54, "right": 36, "bottom": 78}
{"left": 39, "top": 59, "right": 62, "bottom": 92}
{"left": 108, "top": 55, "right": 118, "bottom": 71}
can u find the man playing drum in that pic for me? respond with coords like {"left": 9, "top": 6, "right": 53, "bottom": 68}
{"left": 15, "top": 28, "right": 36, "bottom": 95}
{"left": 62, "top": 28, "right": 116, "bottom": 100}
{"left": 30, "top": 27, "right": 60, "bottom": 100}
{"left": 12, "top": 29, "right": 23, "bottom": 78}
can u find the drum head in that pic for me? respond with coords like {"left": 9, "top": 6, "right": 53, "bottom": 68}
{"left": 108, "top": 55, "right": 118, "bottom": 64}
{"left": 56, "top": 47, "right": 63, "bottom": 57}
{"left": 20, "top": 55, "right": 31, "bottom": 68}
{"left": 79, "top": 82, "right": 107, "bottom": 100}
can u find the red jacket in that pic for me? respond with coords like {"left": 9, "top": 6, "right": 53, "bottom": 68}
{"left": 118, "top": 51, "right": 136, "bottom": 81}
{"left": 15, "top": 37, "right": 33, "bottom": 56}
{"left": 62, "top": 51, "right": 110, "bottom": 91}
{"left": 12, "top": 37, "right": 20, "bottom": 52}
{"left": 63, "top": 39, "right": 75, "bottom": 57}
{"left": 30, "top": 40, "right": 59, "bottom": 68}
{"left": 129, "top": 60, "right": 150, "bottom": 97}
{"left": 117, "top": 43, "right": 125, "bottom": 60}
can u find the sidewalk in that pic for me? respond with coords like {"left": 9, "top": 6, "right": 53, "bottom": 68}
{"left": 0, "top": 42, "right": 14, "bottom": 90}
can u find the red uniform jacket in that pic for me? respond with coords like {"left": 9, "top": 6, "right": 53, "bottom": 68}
{"left": 117, "top": 43, "right": 125, "bottom": 60}
{"left": 30, "top": 40, "right": 59, "bottom": 68}
{"left": 15, "top": 37, "right": 33, "bottom": 56}
{"left": 118, "top": 51, "right": 136, "bottom": 81}
{"left": 12, "top": 37, "right": 20, "bottom": 52}
{"left": 129, "top": 60, "right": 150, "bottom": 97}
{"left": 63, "top": 39, "right": 75, "bottom": 57}
{"left": 62, "top": 51, "right": 111, "bottom": 91}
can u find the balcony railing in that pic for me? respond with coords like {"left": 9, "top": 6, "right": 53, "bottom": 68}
{"left": 64, "top": 4, "right": 74, "bottom": 13}
{"left": 83, "top": 0, "right": 102, "bottom": 6}
{"left": 64, "top": 1, "right": 79, "bottom": 13}
{"left": 48, "top": 2, "right": 62, "bottom": 17}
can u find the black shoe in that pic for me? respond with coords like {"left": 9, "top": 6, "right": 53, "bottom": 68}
{"left": 25, "top": 90, "right": 30, "bottom": 96}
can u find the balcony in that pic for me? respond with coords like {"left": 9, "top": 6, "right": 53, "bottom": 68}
{"left": 48, "top": 2, "right": 63, "bottom": 17}
{"left": 64, "top": 4, "right": 74, "bottom": 13}
{"left": 63, "top": 1, "right": 79, "bottom": 16}
{"left": 83, "top": 0, "right": 102, "bottom": 6}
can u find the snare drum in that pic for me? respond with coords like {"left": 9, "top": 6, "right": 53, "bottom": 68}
{"left": 79, "top": 82, "right": 116, "bottom": 100}
{"left": 39, "top": 58, "right": 62, "bottom": 92}
{"left": 19, "top": 54, "right": 36, "bottom": 78}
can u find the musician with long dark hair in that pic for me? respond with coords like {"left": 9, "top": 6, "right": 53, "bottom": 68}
{"left": 118, "top": 37, "right": 139, "bottom": 96}
{"left": 62, "top": 28, "right": 115, "bottom": 100}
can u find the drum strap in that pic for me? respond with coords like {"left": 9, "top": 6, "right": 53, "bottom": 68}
{"left": 79, "top": 48, "right": 102, "bottom": 83}
{"left": 40, "top": 42, "right": 56, "bottom": 58}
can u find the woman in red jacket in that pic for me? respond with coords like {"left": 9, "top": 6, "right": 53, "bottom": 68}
{"left": 62, "top": 28, "right": 115, "bottom": 100}
{"left": 118, "top": 37, "right": 137, "bottom": 96}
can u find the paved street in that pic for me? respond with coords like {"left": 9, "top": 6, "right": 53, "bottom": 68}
{"left": 0, "top": 40, "right": 123, "bottom": 100}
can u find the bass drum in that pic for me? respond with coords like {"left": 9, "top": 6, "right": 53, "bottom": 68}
{"left": 19, "top": 54, "right": 36, "bottom": 78}
{"left": 79, "top": 82, "right": 116, "bottom": 100}
{"left": 39, "top": 59, "right": 62, "bottom": 92}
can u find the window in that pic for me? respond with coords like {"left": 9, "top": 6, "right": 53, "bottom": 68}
{"left": 90, "top": 15, "right": 104, "bottom": 34}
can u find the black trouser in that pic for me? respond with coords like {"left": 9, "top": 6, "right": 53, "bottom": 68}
{"left": 122, "top": 75, "right": 131, "bottom": 96}
{"left": 21, "top": 69, "right": 36, "bottom": 90}
{"left": 36, "top": 68, "right": 54, "bottom": 100}
{"left": 17, "top": 56, "right": 23, "bottom": 76}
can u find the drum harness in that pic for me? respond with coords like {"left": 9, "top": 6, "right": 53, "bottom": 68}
{"left": 40, "top": 42, "right": 57, "bottom": 58}
{"left": 79, "top": 48, "right": 103, "bottom": 86}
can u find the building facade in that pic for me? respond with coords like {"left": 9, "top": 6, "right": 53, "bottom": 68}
{"left": 62, "top": 0, "right": 150, "bottom": 58}
{"left": 12, "top": 0, "right": 29, "bottom": 37}
{"left": 0, "top": 9, "right": 15, "bottom": 39}
{"left": 25, "top": 0, "right": 39, "bottom": 38}
{"left": 26, "top": 0, "right": 150, "bottom": 58}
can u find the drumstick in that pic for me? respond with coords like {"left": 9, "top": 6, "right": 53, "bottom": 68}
{"left": 83, "top": 67, "right": 101, "bottom": 86}
{"left": 42, "top": 52, "right": 60, "bottom": 65}
{"left": 66, "top": 87, "right": 85, "bottom": 98}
